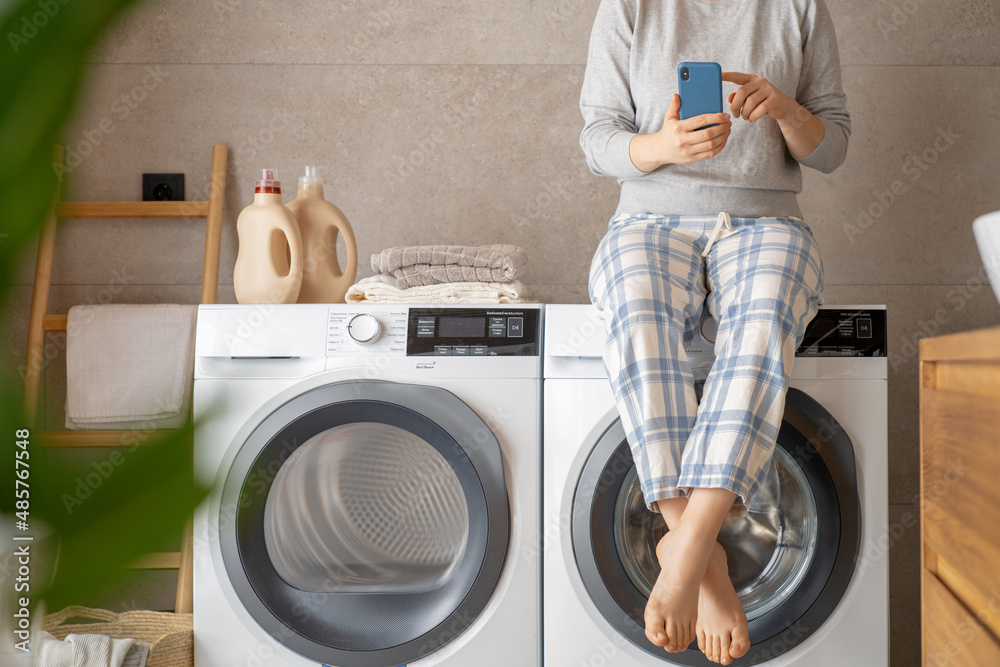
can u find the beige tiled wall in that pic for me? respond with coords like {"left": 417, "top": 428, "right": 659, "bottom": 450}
{"left": 3, "top": 1, "right": 1000, "bottom": 663}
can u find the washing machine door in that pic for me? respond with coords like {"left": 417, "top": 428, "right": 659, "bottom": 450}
{"left": 217, "top": 380, "right": 509, "bottom": 667}
{"left": 571, "top": 388, "right": 861, "bottom": 666}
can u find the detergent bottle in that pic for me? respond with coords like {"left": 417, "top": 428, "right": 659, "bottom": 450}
{"left": 286, "top": 166, "right": 358, "bottom": 304}
{"left": 233, "top": 169, "right": 304, "bottom": 304}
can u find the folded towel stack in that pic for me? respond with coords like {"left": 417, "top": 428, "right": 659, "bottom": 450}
{"left": 347, "top": 244, "right": 531, "bottom": 304}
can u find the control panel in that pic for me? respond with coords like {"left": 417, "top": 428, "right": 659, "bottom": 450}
{"left": 406, "top": 307, "right": 540, "bottom": 356}
{"left": 796, "top": 308, "right": 887, "bottom": 357}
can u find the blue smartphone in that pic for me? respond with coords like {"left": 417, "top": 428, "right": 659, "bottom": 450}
{"left": 678, "top": 62, "right": 723, "bottom": 127}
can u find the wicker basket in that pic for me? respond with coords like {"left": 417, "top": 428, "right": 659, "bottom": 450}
{"left": 43, "top": 605, "right": 193, "bottom": 667}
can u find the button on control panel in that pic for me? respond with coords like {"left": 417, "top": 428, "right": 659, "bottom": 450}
{"left": 856, "top": 318, "right": 873, "bottom": 339}
{"left": 507, "top": 317, "right": 523, "bottom": 338}
{"left": 489, "top": 316, "right": 506, "bottom": 338}
{"left": 417, "top": 317, "right": 435, "bottom": 338}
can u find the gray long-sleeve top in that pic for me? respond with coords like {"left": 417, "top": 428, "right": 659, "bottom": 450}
{"left": 580, "top": 0, "right": 851, "bottom": 219}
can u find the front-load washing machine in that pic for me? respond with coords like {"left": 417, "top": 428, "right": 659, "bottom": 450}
{"left": 193, "top": 304, "right": 541, "bottom": 667}
{"left": 543, "top": 304, "right": 888, "bottom": 666}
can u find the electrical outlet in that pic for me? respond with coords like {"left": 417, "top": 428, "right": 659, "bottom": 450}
{"left": 142, "top": 173, "right": 185, "bottom": 201}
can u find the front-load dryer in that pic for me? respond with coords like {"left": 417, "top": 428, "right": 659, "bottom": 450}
{"left": 193, "top": 304, "right": 541, "bottom": 667}
{"left": 543, "top": 304, "right": 888, "bottom": 666}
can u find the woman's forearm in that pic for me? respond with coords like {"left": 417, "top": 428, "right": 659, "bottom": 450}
{"left": 628, "top": 132, "right": 665, "bottom": 173}
{"left": 777, "top": 101, "right": 825, "bottom": 158}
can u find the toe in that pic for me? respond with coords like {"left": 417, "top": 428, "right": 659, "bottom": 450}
{"left": 720, "top": 631, "right": 732, "bottom": 665}
{"left": 697, "top": 629, "right": 706, "bottom": 653}
{"left": 644, "top": 606, "right": 667, "bottom": 647}
{"left": 645, "top": 627, "right": 667, "bottom": 647}
{"left": 669, "top": 620, "right": 688, "bottom": 652}
{"left": 665, "top": 621, "right": 681, "bottom": 652}
{"left": 730, "top": 625, "right": 750, "bottom": 658}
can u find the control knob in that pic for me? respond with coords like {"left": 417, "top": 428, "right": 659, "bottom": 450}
{"left": 347, "top": 313, "right": 382, "bottom": 344}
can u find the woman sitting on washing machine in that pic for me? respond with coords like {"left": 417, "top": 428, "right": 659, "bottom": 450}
{"left": 582, "top": 0, "right": 849, "bottom": 664}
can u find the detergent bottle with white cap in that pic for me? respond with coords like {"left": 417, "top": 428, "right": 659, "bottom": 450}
{"left": 233, "top": 169, "right": 304, "bottom": 304}
{"left": 286, "top": 166, "right": 357, "bottom": 304}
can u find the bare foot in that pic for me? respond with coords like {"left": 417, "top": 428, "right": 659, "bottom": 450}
{"left": 695, "top": 543, "right": 750, "bottom": 664}
{"left": 644, "top": 529, "right": 704, "bottom": 652}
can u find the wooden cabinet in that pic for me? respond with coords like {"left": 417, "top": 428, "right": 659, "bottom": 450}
{"left": 920, "top": 327, "right": 1000, "bottom": 666}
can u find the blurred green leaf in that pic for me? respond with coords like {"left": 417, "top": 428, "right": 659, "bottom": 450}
{"left": 34, "top": 424, "right": 203, "bottom": 609}
{"left": 1, "top": 0, "right": 210, "bottom": 611}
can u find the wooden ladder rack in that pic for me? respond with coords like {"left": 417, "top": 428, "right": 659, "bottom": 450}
{"left": 21, "top": 144, "right": 229, "bottom": 614}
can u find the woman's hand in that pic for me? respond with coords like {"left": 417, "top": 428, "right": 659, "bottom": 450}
{"left": 629, "top": 94, "right": 732, "bottom": 173}
{"left": 721, "top": 71, "right": 825, "bottom": 158}
{"left": 721, "top": 71, "right": 797, "bottom": 122}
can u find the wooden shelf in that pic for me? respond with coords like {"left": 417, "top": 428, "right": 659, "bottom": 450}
{"left": 37, "top": 430, "right": 187, "bottom": 448}
{"left": 55, "top": 201, "right": 210, "bottom": 219}
{"left": 42, "top": 314, "right": 67, "bottom": 331}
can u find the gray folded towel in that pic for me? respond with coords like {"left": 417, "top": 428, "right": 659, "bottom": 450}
{"left": 371, "top": 244, "right": 526, "bottom": 289}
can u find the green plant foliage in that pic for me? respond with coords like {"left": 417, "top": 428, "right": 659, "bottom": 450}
{"left": 1, "top": 0, "right": 209, "bottom": 610}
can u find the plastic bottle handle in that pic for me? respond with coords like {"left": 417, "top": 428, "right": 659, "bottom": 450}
{"left": 330, "top": 215, "right": 358, "bottom": 282}
{"left": 278, "top": 213, "right": 304, "bottom": 286}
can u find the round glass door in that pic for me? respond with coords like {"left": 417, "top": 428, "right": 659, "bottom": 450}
{"left": 218, "top": 380, "right": 510, "bottom": 667}
{"left": 264, "top": 422, "right": 470, "bottom": 594}
{"left": 614, "top": 447, "right": 819, "bottom": 622}
{"left": 571, "top": 388, "right": 861, "bottom": 665}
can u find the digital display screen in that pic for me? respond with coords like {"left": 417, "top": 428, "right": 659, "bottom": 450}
{"left": 438, "top": 316, "right": 485, "bottom": 338}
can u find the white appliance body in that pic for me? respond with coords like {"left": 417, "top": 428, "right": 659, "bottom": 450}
{"left": 193, "top": 304, "right": 541, "bottom": 667}
{"left": 543, "top": 304, "right": 888, "bottom": 666}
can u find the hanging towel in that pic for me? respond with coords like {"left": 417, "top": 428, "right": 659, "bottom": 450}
{"left": 371, "top": 244, "right": 526, "bottom": 288}
{"left": 65, "top": 304, "right": 198, "bottom": 431}
{"left": 346, "top": 275, "right": 530, "bottom": 304}
{"left": 32, "top": 631, "right": 137, "bottom": 667}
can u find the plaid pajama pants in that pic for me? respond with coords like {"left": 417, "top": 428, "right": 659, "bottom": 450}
{"left": 588, "top": 212, "right": 824, "bottom": 513}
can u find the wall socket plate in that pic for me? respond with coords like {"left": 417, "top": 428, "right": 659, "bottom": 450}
{"left": 142, "top": 173, "right": 185, "bottom": 201}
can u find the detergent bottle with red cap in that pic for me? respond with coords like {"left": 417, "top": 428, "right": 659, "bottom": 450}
{"left": 233, "top": 169, "right": 304, "bottom": 304}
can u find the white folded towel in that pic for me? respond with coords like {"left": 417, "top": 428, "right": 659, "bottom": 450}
{"left": 65, "top": 304, "right": 198, "bottom": 431}
{"left": 346, "top": 276, "right": 530, "bottom": 304}
{"left": 32, "top": 631, "right": 135, "bottom": 667}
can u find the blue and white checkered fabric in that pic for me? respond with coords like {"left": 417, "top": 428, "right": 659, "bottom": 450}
{"left": 589, "top": 212, "right": 824, "bottom": 512}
